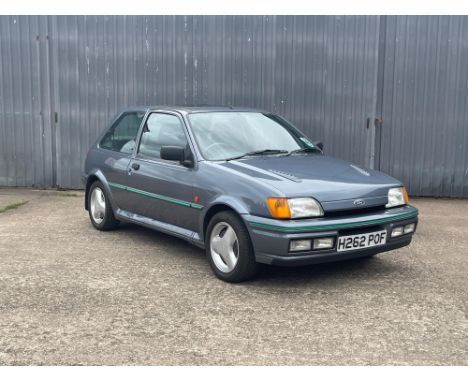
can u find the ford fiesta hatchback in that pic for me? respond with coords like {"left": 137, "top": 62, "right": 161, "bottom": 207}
{"left": 83, "top": 106, "right": 418, "bottom": 282}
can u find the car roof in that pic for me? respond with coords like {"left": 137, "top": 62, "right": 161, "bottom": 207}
{"left": 123, "top": 105, "right": 268, "bottom": 114}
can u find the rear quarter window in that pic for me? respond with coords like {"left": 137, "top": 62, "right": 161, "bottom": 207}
{"left": 99, "top": 112, "right": 144, "bottom": 154}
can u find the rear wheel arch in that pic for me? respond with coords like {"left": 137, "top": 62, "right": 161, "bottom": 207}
{"left": 85, "top": 175, "right": 100, "bottom": 210}
{"left": 87, "top": 180, "right": 120, "bottom": 231}
{"left": 84, "top": 173, "right": 115, "bottom": 211}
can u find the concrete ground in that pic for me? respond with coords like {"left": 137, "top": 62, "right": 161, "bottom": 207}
{"left": 0, "top": 188, "right": 466, "bottom": 365}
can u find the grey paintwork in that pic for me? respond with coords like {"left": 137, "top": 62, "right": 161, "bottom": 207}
{"left": 83, "top": 106, "right": 418, "bottom": 264}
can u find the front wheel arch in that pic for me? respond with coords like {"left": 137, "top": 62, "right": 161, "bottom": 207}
{"left": 205, "top": 210, "right": 258, "bottom": 282}
{"left": 202, "top": 204, "right": 241, "bottom": 241}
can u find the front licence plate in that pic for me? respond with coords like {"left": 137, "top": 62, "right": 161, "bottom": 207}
{"left": 337, "top": 230, "right": 387, "bottom": 252}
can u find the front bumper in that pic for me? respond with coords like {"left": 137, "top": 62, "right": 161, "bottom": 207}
{"left": 244, "top": 205, "right": 418, "bottom": 266}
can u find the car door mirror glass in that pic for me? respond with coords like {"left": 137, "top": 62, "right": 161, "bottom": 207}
{"left": 160, "top": 145, "right": 185, "bottom": 162}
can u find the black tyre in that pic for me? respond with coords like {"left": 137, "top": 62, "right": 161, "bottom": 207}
{"left": 88, "top": 181, "right": 120, "bottom": 231}
{"left": 205, "top": 211, "right": 258, "bottom": 282}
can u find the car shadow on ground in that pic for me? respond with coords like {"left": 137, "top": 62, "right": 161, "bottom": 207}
{"left": 258, "top": 256, "right": 392, "bottom": 281}
{"left": 114, "top": 222, "right": 404, "bottom": 285}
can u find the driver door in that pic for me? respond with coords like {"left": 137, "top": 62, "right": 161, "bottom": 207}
{"left": 123, "top": 112, "right": 199, "bottom": 232}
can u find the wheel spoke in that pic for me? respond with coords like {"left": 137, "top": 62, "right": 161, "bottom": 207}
{"left": 217, "top": 243, "right": 230, "bottom": 266}
{"left": 223, "top": 226, "right": 237, "bottom": 246}
{"left": 211, "top": 235, "right": 223, "bottom": 255}
{"left": 97, "top": 193, "right": 106, "bottom": 212}
{"left": 223, "top": 249, "right": 237, "bottom": 269}
{"left": 91, "top": 191, "right": 97, "bottom": 208}
{"left": 91, "top": 193, "right": 98, "bottom": 217}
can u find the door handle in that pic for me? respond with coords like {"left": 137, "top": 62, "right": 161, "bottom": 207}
{"left": 131, "top": 163, "right": 140, "bottom": 171}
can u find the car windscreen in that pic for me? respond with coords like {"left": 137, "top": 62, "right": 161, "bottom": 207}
{"left": 188, "top": 112, "right": 314, "bottom": 160}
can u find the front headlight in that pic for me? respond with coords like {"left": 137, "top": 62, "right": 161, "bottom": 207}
{"left": 386, "top": 187, "right": 409, "bottom": 208}
{"left": 267, "top": 197, "right": 323, "bottom": 219}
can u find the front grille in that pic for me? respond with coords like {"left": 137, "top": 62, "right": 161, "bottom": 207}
{"left": 337, "top": 224, "right": 387, "bottom": 236}
{"left": 324, "top": 205, "right": 386, "bottom": 219}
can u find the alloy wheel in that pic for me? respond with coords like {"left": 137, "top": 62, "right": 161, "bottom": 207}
{"left": 90, "top": 187, "right": 106, "bottom": 224}
{"left": 210, "top": 222, "right": 239, "bottom": 273}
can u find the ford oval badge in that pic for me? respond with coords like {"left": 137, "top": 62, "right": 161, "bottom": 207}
{"left": 353, "top": 199, "right": 365, "bottom": 206}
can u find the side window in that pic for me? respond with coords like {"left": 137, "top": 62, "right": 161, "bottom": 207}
{"left": 138, "top": 113, "right": 188, "bottom": 160}
{"left": 99, "top": 112, "right": 144, "bottom": 154}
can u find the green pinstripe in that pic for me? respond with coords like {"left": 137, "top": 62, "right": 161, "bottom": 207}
{"left": 108, "top": 182, "right": 203, "bottom": 210}
{"left": 108, "top": 181, "right": 417, "bottom": 231}
{"left": 248, "top": 211, "right": 418, "bottom": 232}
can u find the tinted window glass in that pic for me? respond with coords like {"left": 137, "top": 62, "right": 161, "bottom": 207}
{"left": 100, "top": 112, "right": 144, "bottom": 153}
{"left": 138, "top": 113, "right": 188, "bottom": 160}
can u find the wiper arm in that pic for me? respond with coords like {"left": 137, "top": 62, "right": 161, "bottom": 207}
{"left": 285, "top": 147, "right": 318, "bottom": 156}
{"left": 225, "top": 149, "right": 289, "bottom": 161}
{"left": 247, "top": 149, "right": 289, "bottom": 156}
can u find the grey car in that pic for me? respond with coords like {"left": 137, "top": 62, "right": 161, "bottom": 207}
{"left": 83, "top": 106, "right": 418, "bottom": 282}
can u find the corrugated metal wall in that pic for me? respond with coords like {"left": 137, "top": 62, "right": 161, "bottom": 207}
{"left": 378, "top": 16, "right": 468, "bottom": 197}
{"left": 0, "top": 16, "right": 55, "bottom": 187}
{"left": 0, "top": 15, "right": 467, "bottom": 196}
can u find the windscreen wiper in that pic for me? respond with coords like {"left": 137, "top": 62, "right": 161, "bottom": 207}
{"left": 225, "top": 149, "right": 289, "bottom": 161}
{"left": 285, "top": 147, "right": 319, "bottom": 156}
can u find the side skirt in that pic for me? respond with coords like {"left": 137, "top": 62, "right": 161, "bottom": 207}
{"left": 115, "top": 209, "right": 205, "bottom": 249}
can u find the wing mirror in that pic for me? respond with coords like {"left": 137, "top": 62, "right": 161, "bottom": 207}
{"left": 160, "top": 146, "right": 194, "bottom": 167}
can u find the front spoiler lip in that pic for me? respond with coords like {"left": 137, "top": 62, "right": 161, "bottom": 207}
{"left": 246, "top": 205, "right": 418, "bottom": 233}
